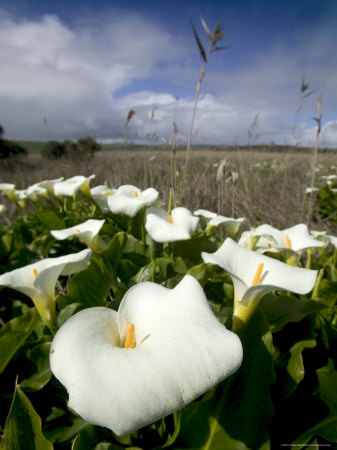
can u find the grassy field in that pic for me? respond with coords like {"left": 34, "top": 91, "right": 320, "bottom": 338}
{"left": 1, "top": 145, "right": 337, "bottom": 233}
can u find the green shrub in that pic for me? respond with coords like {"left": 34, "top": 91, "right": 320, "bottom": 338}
{"left": 76, "top": 136, "right": 101, "bottom": 157}
{"left": 41, "top": 136, "right": 101, "bottom": 160}
{"left": 0, "top": 139, "right": 28, "bottom": 158}
{"left": 41, "top": 140, "right": 67, "bottom": 159}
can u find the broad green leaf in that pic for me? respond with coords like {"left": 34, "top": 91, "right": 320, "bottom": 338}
{"left": 172, "top": 236, "right": 217, "bottom": 263}
{"left": 0, "top": 308, "right": 41, "bottom": 374}
{"left": 0, "top": 383, "right": 53, "bottom": 450}
{"left": 20, "top": 342, "right": 52, "bottom": 391}
{"left": 56, "top": 303, "right": 82, "bottom": 328}
{"left": 66, "top": 254, "right": 112, "bottom": 307}
{"left": 159, "top": 410, "right": 181, "bottom": 448}
{"left": 316, "top": 278, "right": 337, "bottom": 309}
{"left": 187, "top": 262, "right": 211, "bottom": 286}
{"left": 260, "top": 294, "right": 327, "bottom": 332}
{"left": 122, "top": 234, "right": 150, "bottom": 259}
{"left": 292, "top": 359, "right": 337, "bottom": 444}
{"left": 132, "top": 262, "right": 154, "bottom": 283}
{"left": 55, "top": 417, "right": 88, "bottom": 444}
{"left": 317, "top": 359, "right": 337, "bottom": 413}
{"left": 35, "top": 210, "right": 66, "bottom": 229}
{"left": 287, "top": 339, "right": 316, "bottom": 383}
{"left": 66, "top": 232, "right": 127, "bottom": 307}
{"left": 117, "top": 259, "right": 141, "bottom": 284}
{"left": 71, "top": 425, "right": 126, "bottom": 450}
{"left": 179, "top": 309, "right": 275, "bottom": 449}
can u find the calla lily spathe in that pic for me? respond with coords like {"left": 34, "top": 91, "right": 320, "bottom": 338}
{"left": 50, "top": 275, "right": 243, "bottom": 435}
{"left": 202, "top": 238, "right": 318, "bottom": 330}
{"left": 311, "top": 230, "right": 337, "bottom": 249}
{"left": 25, "top": 184, "right": 48, "bottom": 202}
{"left": 54, "top": 175, "right": 95, "bottom": 197}
{"left": 107, "top": 184, "right": 158, "bottom": 217}
{"left": 91, "top": 185, "right": 116, "bottom": 213}
{"left": 0, "top": 183, "right": 16, "bottom": 202}
{"left": 51, "top": 219, "right": 105, "bottom": 251}
{"left": 194, "top": 210, "right": 244, "bottom": 238}
{"left": 145, "top": 207, "right": 199, "bottom": 242}
{"left": 238, "top": 223, "right": 324, "bottom": 254}
{"left": 0, "top": 249, "right": 92, "bottom": 329}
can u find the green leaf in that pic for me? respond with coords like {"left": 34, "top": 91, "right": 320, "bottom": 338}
{"left": 56, "top": 303, "right": 82, "bottom": 328}
{"left": 287, "top": 339, "right": 316, "bottom": 383}
{"left": 187, "top": 263, "right": 211, "bottom": 286}
{"left": 172, "top": 236, "right": 217, "bottom": 263}
{"left": 56, "top": 417, "right": 88, "bottom": 444}
{"left": 293, "top": 359, "right": 337, "bottom": 444}
{"left": 260, "top": 294, "right": 327, "bottom": 332}
{"left": 0, "top": 383, "right": 53, "bottom": 450}
{"left": 122, "top": 234, "right": 150, "bottom": 259}
{"left": 159, "top": 410, "right": 181, "bottom": 448}
{"left": 132, "top": 262, "right": 154, "bottom": 283}
{"left": 20, "top": 342, "right": 52, "bottom": 391}
{"left": 71, "top": 425, "right": 124, "bottom": 450}
{"left": 317, "top": 359, "right": 337, "bottom": 413}
{"left": 0, "top": 308, "right": 41, "bottom": 374}
{"left": 35, "top": 210, "right": 66, "bottom": 229}
{"left": 66, "top": 232, "right": 127, "bottom": 307}
{"left": 191, "top": 20, "right": 207, "bottom": 62}
{"left": 179, "top": 309, "right": 275, "bottom": 449}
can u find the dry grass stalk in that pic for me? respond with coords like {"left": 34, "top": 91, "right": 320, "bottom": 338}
{"left": 1, "top": 148, "right": 336, "bottom": 234}
{"left": 306, "top": 94, "right": 322, "bottom": 226}
{"left": 216, "top": 157, "right": 227, "bottom": 215}
{"left": 182, "top": 18, "right": 227, "bottom": 198}
{"left": 124, "top": 109, "right": 136, "bottom": 150}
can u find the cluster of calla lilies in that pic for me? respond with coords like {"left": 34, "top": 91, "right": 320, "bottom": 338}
{"left": 1, "top": 174, "right": 335, "bottom": 437}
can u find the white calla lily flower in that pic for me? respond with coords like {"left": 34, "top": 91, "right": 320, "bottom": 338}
{"left": 208, "top": 215, "right": 245, "bottom": 237}
{"left": 202, "top": 238, "right": 317, "bottom": 330}
{"left": 0, "top": 183, "right": 16, "bottom": 202}
{"left": 54, "top": 175, "right": 95, "bottom": 197}
{"left": 145, "top": 207, "right": 199, "bottom": 242}
{"left": 51, "top": 219, "right": 105, "bottom": 250}
{"left": 305, "top": 187, "right": 319, "bottom": 194}
{"left": 327, "top": 234, "right": 337, "bottom": 248}
{"left": 193, "top": 210, "right": 244, "bottom": 238}
{"left": 0, "top": 204, "right": 6, "bottom": 213}
{"left": 239, "top": 223, "right": 324, "bottom": 254}
{"left": 25, "top": 184, "right": 48, "bottom": 202}
{"left": 238, "top": 229, "right": 279, "bottom": 253}
{"left": 14, "top": 189, "right": 28, "bottom": 207}
{"left": 311, "top": 230, "right": 337, "bottom": 249}
{"left": 91, "top": 185, "right": 116, "bottom": 213}
{"left": 107, "top": 184, "right": 158, "bottom": 217}
{"left": 36, "top": 177, "right": 64, "bottom": 194}
{"left": 193, "top": 209, "right": 217, "bottom": 219}
{"left": 50, "top": 275, "right": 243, "bottom": 435}
{"left": 0, "top": 249, "right": 92, "bottom": 329}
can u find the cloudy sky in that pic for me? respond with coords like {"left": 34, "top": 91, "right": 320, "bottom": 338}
{"left": 1, "top": 0, "right": 337, "bottom": 147}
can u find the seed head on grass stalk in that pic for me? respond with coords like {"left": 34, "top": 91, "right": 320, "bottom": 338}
{"left": 307, "top": 94, "right": 322, "bottom": 227}
{"left": 124, "top": 109, "right": 136, "bottom": 150}
{"left": 182, "top": 17, "right": 228, "bottom": 199}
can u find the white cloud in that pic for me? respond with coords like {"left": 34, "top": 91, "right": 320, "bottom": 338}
{"left": 0, "top": 9, "right": 336, "bottom": 147}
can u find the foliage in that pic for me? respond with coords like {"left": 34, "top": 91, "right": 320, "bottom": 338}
{"left": 0, "top": 125, "right": 28, "bottom": 159}
{"left": 0, "top": 139, "right": 27, "bottom": 159}
{"left": 41, "top": 136, "right": 101, "bottom": 160}
{"left": 0, "top": 176, "right": 336, "bottom": 450}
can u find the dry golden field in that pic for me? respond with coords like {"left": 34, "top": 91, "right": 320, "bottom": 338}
{"left": 1, "top": 147, "right": 336, "bottom": 233}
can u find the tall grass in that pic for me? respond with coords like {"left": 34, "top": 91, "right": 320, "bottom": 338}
{"left": 182, "top": 18, "right": 227, "bottom": 197}
{"left": 1, "top": 148, "right": 336, "bottom": 234}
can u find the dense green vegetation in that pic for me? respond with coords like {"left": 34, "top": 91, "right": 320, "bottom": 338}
{"left": 0, "top": 170, "right": 336, "bottom": 449}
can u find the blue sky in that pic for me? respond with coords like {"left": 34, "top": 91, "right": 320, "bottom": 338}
{"left": 1, "top": 0, "right": 337, "bottom": 146}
